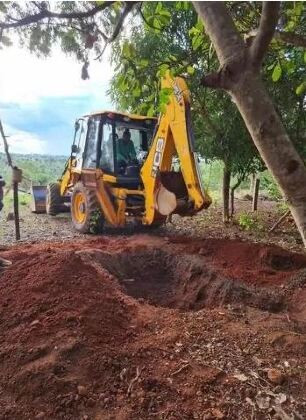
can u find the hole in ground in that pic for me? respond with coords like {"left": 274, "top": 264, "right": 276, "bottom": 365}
{"left": 90, "top": 248, "right": 286, "bottom": 313}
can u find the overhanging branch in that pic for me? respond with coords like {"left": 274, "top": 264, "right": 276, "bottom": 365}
{"left": 201, "top": 72, "right": 224, "bottom": 89}
{"left": 247, "top": 29, "right": 306, "bottom": 49}
{"left": 94, "top": 2, "right": 137, "bottom": 60}
{"left": 276, "top": 30, "right": 306, "bottom": 49}
{"left": 250, "top": 2, "right": 280, "bottom": 65}
{"left": 0, "top": 1, "right": 115, "bottom": 29}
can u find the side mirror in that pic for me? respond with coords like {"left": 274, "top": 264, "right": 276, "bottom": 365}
{"left": 71, "top": 144, "right": 79, "bottom": 154}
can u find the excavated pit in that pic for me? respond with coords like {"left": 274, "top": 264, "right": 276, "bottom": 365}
{"left": 87, "top": 248, "right": 294, "bottom": 313}
{"left": 1, "top": 236, "right": 306, "bottom": 419}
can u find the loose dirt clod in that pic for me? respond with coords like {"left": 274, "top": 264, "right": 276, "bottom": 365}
{"left": 0, "top": 234, "right": 305, "bottom": 419}
{"left": 267, "top": 368, "right": 285, "bottom": 385}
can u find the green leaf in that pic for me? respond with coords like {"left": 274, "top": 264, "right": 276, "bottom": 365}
{"left": 132, "top": 86, "right": 141, "bottom": 97}
{"left": 147, "top": 105, "right": 155, "bottom": 117}
{"left": 187, "top": 66, "right": 195, "bottom": 75}
{"left": 296, "top": 82, "right": 306, "bottom": 96}
{"left": 304, "top": 51, "right": 306, "bottom": 64}
{"left": 156, "top": 2, "right": 162, "bottom": 13}
{"left": 272, "top": 63, "right": 282, "bottom": 82}
{"left": 159, "top": 9, "right": 171, "bottom": 18}
{"left": 122, "top": 42, "right": 131, "bottom": 58}
{"left": 157, "top": 63, "right": 169, "bottom": 77}
{"left": 192, "top": 34, "right": 203, "bottom": 51}
{"left": 158, "top": 102, "right": 167, "bottom": 114}
{"left": 139, "top": 59, "right": 149, "bottom": 67}
{"left": 153, "top": 18, "right": 161, "bottom": 29}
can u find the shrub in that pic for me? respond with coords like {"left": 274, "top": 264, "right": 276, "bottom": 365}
{"left": 238, "top": 211, "right": 263, "bottom": 231}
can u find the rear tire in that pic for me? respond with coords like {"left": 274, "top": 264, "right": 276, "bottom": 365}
{"left": 71, "top": 182, "right": 104, "bottom": 234}
{"left": 46, "top": 182, "right": 63, "bottom": 216}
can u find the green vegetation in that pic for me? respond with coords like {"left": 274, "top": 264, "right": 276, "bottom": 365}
{"left": 238, "top": 211, "right": 264, "bottom": 232}
{"left": 3, "top": 191, "right": 31, "bottom": 209}
{"left": 0, "top": 153, "right": 67, "bottom": 191}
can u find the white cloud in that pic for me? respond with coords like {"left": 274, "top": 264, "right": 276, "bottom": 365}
{"left": 0, "top": 45, "right": 112, "bottom": 104}
{"left": 0, "top": 124, "right": 46, "bottom": 154}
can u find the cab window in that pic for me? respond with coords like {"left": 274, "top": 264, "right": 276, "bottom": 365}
{"left": 100, "top": 122, "right": 115, "bottom": 173}
{"left": 83, "top": 116, "right": 100, "bottom": 168}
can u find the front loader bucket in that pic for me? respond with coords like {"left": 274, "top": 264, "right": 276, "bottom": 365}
{"left": 30, "top": 185, "right": 47, "bottom": 214}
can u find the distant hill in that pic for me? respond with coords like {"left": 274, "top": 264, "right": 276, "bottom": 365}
{"left": 0, "top": 153, "right": 68, "bottom": 189}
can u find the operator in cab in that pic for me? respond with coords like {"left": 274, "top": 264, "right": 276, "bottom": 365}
{"left": 117, "top": 129, "right": 137, "bottom": 167}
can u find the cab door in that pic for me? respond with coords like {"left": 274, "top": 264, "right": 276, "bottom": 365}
{"left": 83, "top": 116, "right": 101, "bottom": 169}
{"left": 74, "top": 117, "right": 88, "bottom": 171}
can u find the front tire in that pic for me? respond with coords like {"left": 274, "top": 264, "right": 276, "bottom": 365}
{"left": 71, "top": 182, "right": 104, "bottom": 234}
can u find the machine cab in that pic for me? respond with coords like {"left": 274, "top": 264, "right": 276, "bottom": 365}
{"left": 72, "top": 111, "right": 157, "bottom": 186}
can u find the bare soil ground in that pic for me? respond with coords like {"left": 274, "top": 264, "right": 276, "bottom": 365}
{"left": 0, "top": 198, "right": 302, "bottom": 251}
{"left": 0, "top": 198, "right": 305, "bottom": 419}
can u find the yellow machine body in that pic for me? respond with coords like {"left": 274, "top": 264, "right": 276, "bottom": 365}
{"left": 40, "top": 73, "right": 211, "bottom": 232}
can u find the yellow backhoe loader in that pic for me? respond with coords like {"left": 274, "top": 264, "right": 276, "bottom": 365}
{"left": 32, "top": 72, "right": 211, "bottom": 232}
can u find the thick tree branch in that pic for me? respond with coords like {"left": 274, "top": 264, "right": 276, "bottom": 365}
{"left": 276, "top": 30, "right": 306, "bottom": 49}
{"left": 107, "top": 2, "right": 136, "bottom": 43}
{"left": 0, "top": 2, "right": 115, "bottom": 29}
{"left": 250, "top": 2, "right": 280, "bottom": 65}
{"left": 201, "top": 71, "right": 224, "bottom": 89}
{"left": 193, "top": 2, "right": 245, "bottom": 66}
{"left": 94, "top": 2, "right": 137, "bottom": 60}
{"left": 247, "top": 29, "right": 306, "bottom": 49}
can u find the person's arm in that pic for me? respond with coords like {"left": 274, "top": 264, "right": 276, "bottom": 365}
{"left": 128, "top": 140, "right": 137, "bottom": 160}
{"left": 116, "top": 139, "right": 124, "bottom": 162}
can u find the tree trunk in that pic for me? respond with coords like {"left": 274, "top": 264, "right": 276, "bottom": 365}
{"left": 249, "top": 173, "right": 256, "bottom": 194}
{"left": 223, "top": 162, "right": 231, "bottom": 223}
{"left": 231, "top": 72, "right": 306, "bottom": 244}
{"left": 230, "top": 177, "right": 244, "bottom": 217}
{"left": 252, "top": 177, "right": 260, "bottom": 212}
{"left": 13, "top": 181, "right": 20, "bottom": 241}
{"left": 193, "top": 2, "right": 306, "bottom": 246}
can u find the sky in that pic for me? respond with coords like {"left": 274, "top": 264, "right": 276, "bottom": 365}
{"left": 0, "top": 45, "right": 113, "bottom": 156}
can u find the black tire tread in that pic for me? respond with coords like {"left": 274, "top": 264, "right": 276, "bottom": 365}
{"left": 46, "top": 182, "right": 62, "bottom": 216}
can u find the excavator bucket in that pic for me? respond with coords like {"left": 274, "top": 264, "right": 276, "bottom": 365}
{"left": 30, "top": 185, "right": 47, "bottom": 214}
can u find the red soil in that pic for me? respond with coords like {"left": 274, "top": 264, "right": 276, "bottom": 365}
{"left": 0, "top": 235, "right": 305, "bottom": 419}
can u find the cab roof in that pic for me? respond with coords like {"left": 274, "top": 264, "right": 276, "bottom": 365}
{"left": 85, "top": 110, "right": 157, "bottom": 121}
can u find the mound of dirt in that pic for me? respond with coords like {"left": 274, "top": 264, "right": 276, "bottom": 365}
{"left": 0, "top": 235, "right": 305, "bottom": 419}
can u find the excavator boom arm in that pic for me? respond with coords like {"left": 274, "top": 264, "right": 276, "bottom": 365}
{"left": 141, "top": 72, "right": 211, "bottom": 224}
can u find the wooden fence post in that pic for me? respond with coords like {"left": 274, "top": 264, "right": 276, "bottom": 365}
{"left": 12, "top": 167, "right": 22, "bottom": 241}
{"left": 252, "top": 178, "right": 260, "bottom": 212}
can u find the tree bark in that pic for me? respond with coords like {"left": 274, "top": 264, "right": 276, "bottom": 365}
{"left": 193, "top": 1, "right": 306, "bottom": 246}
{"left": 252, "top": 177, "right": 260, "bottom": 212}
{"left": 231, "top": 73, "right": 306, "bottom": 243}
{"left": 223, "top": 162, "right": 231, "bottom": 223}
{"left": 13, "top": 181, "right": 20, "bottom": 241}
{"left": 230, "top": 177, "right": 243, "bottom": 217}
{"left": 249, "top": 173, "right": 256, "bottom": 194}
